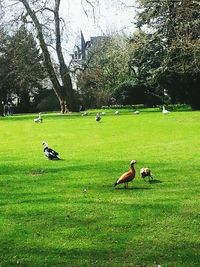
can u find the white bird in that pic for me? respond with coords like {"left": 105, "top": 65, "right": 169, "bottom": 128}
{"left": 140, "top": 167, "right": 153, "bottom": 182}
{"left": 101, "top": 112, "right": 106, "bottom": 115}
{"left": 95, "top": 113, "right": 101, "bottom": 122}
{"left": 34, "top": 112, "right": 43, "bottom": 123}
{"left": 42, "top": 142, "right": 60, "bottom": 160}
{"left": 81, "top": 111, "right": 88, "bottom": 116}
{"left": 114, "top": 110, "right": 119, "bottom": 115}
{"left": 133, "top": 110, "right": 140, "bottom": 115}
{"left": 162, "top": 106, "right": 170, "bottom": 115}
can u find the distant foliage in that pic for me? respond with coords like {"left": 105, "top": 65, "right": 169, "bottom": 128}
{"left": 134, "top": 0, "right": 200, "bottom": 109}
{"left": 0, "top": 26, "right": 47, "bottom": 113}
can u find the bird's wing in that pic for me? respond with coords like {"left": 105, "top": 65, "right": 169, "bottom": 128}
{"left": 117, "top": 171, "right": 133, "bottom": 184}
{"left": 47, "top": 148, "right": 59, "bottom": 156}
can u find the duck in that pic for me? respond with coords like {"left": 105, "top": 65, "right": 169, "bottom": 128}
{"left": 42, "top": 142, "right": 60, "bottom": 160}
{"left": 95, "top": 113, "right": 101, "bottom": 122}
{"left": 113, "top": 160, "right": 136, "bottom": 189}
{"left": 162, "top": 106, "right": 170, "bottom": 115}
{"left": 34, "top": 112, "right": 43, "bottom": 123}
{"left": 140, "top": 167, "right": 153, "bottom": 182}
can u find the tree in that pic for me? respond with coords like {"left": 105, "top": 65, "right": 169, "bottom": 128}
{"left": 135, "top": 0, "right": 200, "bottom": 108}
{"left": 76, "top": 35, "right": 130, "bottom": 107}
{"left": 4, "top": 27, "right": 46, "bottom": 112}
{"left": 18, "top": 0, "right": 77, "bottom": 112}
{"left": 1, "top": 0, "right": 97, "bottom": 113}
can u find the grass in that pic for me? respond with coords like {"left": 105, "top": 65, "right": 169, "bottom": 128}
{"left": 0, "top": 109, "right": 200, "bottom": 267}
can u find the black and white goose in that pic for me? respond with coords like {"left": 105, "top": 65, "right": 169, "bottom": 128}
{"left": 42, "top": 142, "right": 60, "bottom": 160}
{"left": 95, "top": 113, "right": 101, "bottom": 122}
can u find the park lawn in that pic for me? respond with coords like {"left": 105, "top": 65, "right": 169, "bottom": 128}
{"left": 0, "top": 110, "right": 200, "bottom": 267}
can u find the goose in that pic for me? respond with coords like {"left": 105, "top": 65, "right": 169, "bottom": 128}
{"left": 133, "top": 110, "right": 140, "bottom": 115}
{"left": 113, "top": 160, "right": 136, "bottom": 189}
{"left": 95, "top": 113, "right": 101, "bottom": 122}
{"left": 162, "top": 106, "right": 170, "bottom": 115}
{"left": 34, "top": 112, "right": 43, "bottom": 123}
{"left": 42, "top": 142, "right": 60, "bottom": 160}
{"left": 101, "top": 112, "right": 106, "bottom": 115}
{"left": 114, "top": 110, "right": 119, "bottom": 115}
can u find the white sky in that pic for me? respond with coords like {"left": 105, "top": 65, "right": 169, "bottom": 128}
{"left": 60, "top": 0, "right": 137, "bottom": 49}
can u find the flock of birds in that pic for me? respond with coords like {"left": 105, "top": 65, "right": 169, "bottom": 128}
{"left": 93, "top": 106, "right": 170, "bottom": 122}
{"left": 34, "top": 105, "right": 170, "bottom": 125}
{"left": 33, "top": 106, "right": 170, "bottom": 188}
{"left": 40, "top": 142, "right": 153, "bottom": 189}
{"left": 41, "top": 141, "right": 153, "bottom": 188}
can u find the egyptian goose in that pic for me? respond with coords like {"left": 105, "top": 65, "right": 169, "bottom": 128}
{"left": 114, "top": 160, "right": 136, "bottom": 189}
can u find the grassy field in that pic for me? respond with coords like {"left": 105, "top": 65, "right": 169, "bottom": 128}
{"left": 0, "top": 109, "right": 200, "bottom": 267}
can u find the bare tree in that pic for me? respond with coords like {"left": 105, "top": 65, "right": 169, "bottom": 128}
{"left": 19, "top": 0, "right": 76, "bottom": 113}
{"left": 0, "top": 0, "right": 99, "bottom": 113}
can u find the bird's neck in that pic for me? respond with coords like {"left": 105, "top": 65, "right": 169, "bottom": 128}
{"left": 130, "top": 166, "right": 135, "bottom": 174}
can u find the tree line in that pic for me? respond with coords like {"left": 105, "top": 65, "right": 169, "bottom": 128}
{"left": 0, "top": 0, "right": 199, "bottom": 115}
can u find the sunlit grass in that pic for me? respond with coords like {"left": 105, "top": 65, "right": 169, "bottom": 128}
{"left": 0, "top": 110, "right": 200, "bottom": 266}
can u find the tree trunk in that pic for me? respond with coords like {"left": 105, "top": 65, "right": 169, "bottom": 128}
{"left": 20, "top": 0, "right": 77, "bottom": 113}
{"left": 54, "top": 0, "right": 77, "bottom": 112}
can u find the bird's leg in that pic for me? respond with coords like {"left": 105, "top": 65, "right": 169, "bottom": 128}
{"left": 149, "top": 176, "right": 153, "bottom": 182}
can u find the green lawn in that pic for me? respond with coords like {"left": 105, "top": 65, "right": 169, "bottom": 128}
{"left": 0, "top": 110, "right": 200, "bottom": 267}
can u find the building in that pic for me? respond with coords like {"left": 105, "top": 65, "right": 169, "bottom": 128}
{"left": 70, "top": 31, "right": 107, "bottom": 69}
{"left": 70, "top": 31, "right": 107, "bottom": 89}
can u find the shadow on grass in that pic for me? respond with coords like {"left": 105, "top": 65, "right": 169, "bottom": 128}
{"left": 0, "top": 232, "right": 199, "bottom": 267}
{"left": 114, "top": 187, "right": 151, "bottom": 190}
{"left": 149, "top": 179, "right": 162, "bottom": 184}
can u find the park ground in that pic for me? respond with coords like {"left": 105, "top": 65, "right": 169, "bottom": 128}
{"left": 0, "top": 109, "right": 200, "bottom": 266}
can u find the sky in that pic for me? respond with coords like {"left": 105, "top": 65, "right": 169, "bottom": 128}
{"left": 60, "top": 0, "right": 137, "bottom": 50}
{"left": 1, "top": 0, "right": 137, "bottom": 62}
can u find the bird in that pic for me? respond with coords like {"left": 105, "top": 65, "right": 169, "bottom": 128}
{"left": 162, "top": 106, "right": 170, "bottom": 115}
{"left": 113, "top": 160, "right": 136, "bottom": 189}
{"left": 34, "top": 112, "right": 43, "bottom": 123}
{"left": 133, "top": 110, "right": 140, "bottom": 115}
{"left": 114, "top": 110, "right": 119, "bottom": 115}
{"left": 101, "top": 112, "right": 106, "bottom": 115}
{"left": 42, "top": 142, "right": 60, "bottom": 160}
{"left": 140, "top": 167, "right": 153, "bottom": 182}
{"left": 95, "top": 113, "right": 101, "bottom": 122}
{"left": 81, "top": 111, "right": 88, "bottom": 116}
